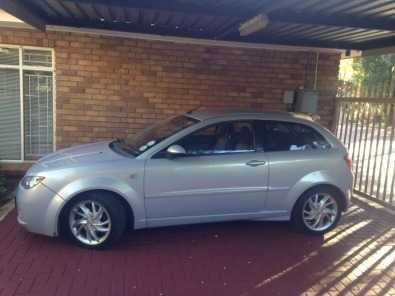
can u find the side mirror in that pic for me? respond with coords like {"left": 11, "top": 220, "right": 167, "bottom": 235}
{"left": 166, "top": 145, "right": 186, "bottom": 158}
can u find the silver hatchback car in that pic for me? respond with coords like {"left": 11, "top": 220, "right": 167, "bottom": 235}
{"left": 16, "top": 110, "right": 353, "bottom": 248}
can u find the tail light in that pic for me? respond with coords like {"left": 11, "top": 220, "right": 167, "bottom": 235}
{"left": 344, "top": 154, "right": 352, "bottom": 168}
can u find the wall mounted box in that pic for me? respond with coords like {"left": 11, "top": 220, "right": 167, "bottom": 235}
{"left": 283, "top": 90, "right": 295, "bottom": 104}
{"left": 294, "top": 90, "right": 318, "bottom": 114}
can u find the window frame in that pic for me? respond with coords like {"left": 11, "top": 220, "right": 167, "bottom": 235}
{"left": 0, "top": 44, "right": 56, "bottom": 163}
{"left": 153, "top": 119, "right": 258, "bottom": 158}
{"left": 255, "top": 119, "right": 332, "bottom": 153}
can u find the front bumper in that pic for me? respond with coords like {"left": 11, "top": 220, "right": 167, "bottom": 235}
{"left": 16, "top": 182, "right": 65, "bottom": 237}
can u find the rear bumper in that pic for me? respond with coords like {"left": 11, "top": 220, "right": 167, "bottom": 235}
{"left": 342, "top": 170, "right": 354, "bottom": 211}
{"left": 344, "top": 188, "right": 352, "bottom": 211}
{"left": 16, "top": 183, "right": 65, "bottom": 237}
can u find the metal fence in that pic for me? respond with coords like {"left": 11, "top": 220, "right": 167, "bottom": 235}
{"left": 334, "top": 97, "right": 395, "bottom": 208}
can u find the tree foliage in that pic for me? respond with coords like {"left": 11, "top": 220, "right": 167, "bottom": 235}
{"left": 353, "top": 55, "right": 395, "bottom": 90}
{"left": 339, "top": 54, "right": 395, "bottom": 97}
{"left": 338, "top": 54, "right": 395, "bottom": 126}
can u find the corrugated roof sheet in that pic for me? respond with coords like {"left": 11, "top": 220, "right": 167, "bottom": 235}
{"left": 4, "top": 0, "right": 395, "bottom": 49}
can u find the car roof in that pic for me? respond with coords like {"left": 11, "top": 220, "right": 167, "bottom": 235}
{"left": 186, "top": 109, "right": 316, "bottom": 123}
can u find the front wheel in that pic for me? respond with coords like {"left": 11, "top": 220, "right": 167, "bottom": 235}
{"left": 291, "top": 186, "right": 342, "bottom": 235}
{"left": 63, "top": 193, "right": 127, "bottom": 248}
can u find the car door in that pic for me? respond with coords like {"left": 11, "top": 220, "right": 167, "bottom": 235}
{"left": 144, "top": 120, "right": 269, "bottom": 227}
{"left": 257, "top": 120, "right": 333, "bottom": 213}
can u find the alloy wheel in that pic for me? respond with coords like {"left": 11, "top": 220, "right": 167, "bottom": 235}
{"left": 69, "top": 200, "right": 112, "bottom": 246}
{"left": 302, "top": 193, "right": 338, "bottom": 232}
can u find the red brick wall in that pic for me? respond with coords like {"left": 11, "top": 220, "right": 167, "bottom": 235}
{"left": 0, "top": 28, "right": 340, "bottom": 171}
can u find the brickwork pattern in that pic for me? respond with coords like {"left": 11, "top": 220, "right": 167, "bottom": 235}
{"left": 0, "top": 197, "right": 395, "bottom": 296}
{"left": 0, "top": 28, "right": 339, "bottom": 155}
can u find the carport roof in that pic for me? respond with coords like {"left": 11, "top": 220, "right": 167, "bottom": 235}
{"left": 2, "top": 0, "right": 395, "bottom": 50}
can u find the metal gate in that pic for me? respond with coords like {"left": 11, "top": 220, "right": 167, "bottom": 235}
{"left": 334, "top": 97, "right": 395, "bottom": 208}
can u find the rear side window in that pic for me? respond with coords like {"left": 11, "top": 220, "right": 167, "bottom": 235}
{"left": 255, "top": 120, "right": 330, "bottom": 152}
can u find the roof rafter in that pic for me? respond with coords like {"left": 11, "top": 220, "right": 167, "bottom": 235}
{"left": 270, "top": 11, "right": 395, "bottom": 32}
{"left": 358, "top": 35, "right": 395, "bottom": 50}
{"left": 60, "top": 0, "right": 250, "bottom": 19}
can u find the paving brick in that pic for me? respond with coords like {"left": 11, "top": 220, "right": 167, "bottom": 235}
{"left": 1, "top": 197, "right": 395, "bottom": 295}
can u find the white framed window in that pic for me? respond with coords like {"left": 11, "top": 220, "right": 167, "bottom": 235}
{"left": 0, "top": 45, "right": 55, "bottom": 161}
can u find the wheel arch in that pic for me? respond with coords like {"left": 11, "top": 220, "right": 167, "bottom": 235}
{"left": 290, "top": 183, "right": 348, "bottom": 218}
{"left": 57, "top": 189, "right": 135, "bottom": 236}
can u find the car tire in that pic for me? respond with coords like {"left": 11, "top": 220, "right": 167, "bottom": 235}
{"left": 291, "top": 186, "right": 342, "bottom": 235}
{"left": 62, "top": 192, "right": 127, "bottom": 249}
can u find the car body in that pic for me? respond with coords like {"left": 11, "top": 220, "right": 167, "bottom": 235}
{"left": 16, "top": 110, "right": 353, "bottom": 248}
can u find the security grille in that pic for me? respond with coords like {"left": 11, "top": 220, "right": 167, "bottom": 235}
{"left": 23, "top": 49, "right": 52, "bottom": 67}
{"left": 335, "top": 98, "right": 395, "bottom": 208}
{"left": 23, "top": 71, "right": 53, "bottom": 160}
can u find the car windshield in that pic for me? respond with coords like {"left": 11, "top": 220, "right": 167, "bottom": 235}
{"left": 117, "top": 115, "right": 199, "bottom": 156}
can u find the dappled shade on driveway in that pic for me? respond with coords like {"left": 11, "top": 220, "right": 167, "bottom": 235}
{"left": 0, "top": 197, "right": 395, "bottom": 296}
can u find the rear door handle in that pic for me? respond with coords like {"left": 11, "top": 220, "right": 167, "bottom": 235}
{"left": 246, "top": 160, "right": 266, "bottom": 167}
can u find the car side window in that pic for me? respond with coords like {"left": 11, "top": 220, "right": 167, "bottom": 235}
{"left": 174, "top": 121, "right": 256, "bottom": 156}
{"left": 256, "top": 120, "right": 330, "bottom": 152}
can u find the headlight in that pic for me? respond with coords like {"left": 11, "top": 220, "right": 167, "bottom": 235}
{"left": 21, "top": 176, "right": 45, "bottom": 190}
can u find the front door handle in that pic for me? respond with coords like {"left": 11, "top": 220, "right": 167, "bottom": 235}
{"left": 246, "top": 160, "right": 266, "bottom": 167}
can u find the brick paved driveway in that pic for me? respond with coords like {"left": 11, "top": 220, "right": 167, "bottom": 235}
{"left": 1, "top": 197, "right": 395, "bottom": 296}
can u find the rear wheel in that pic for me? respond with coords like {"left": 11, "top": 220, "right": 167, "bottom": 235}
{"left": 63, "top": 192, "right": 127, "bottom": 248}
{"left": 291, "top": 186, "right": 342, "bottom": 235}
